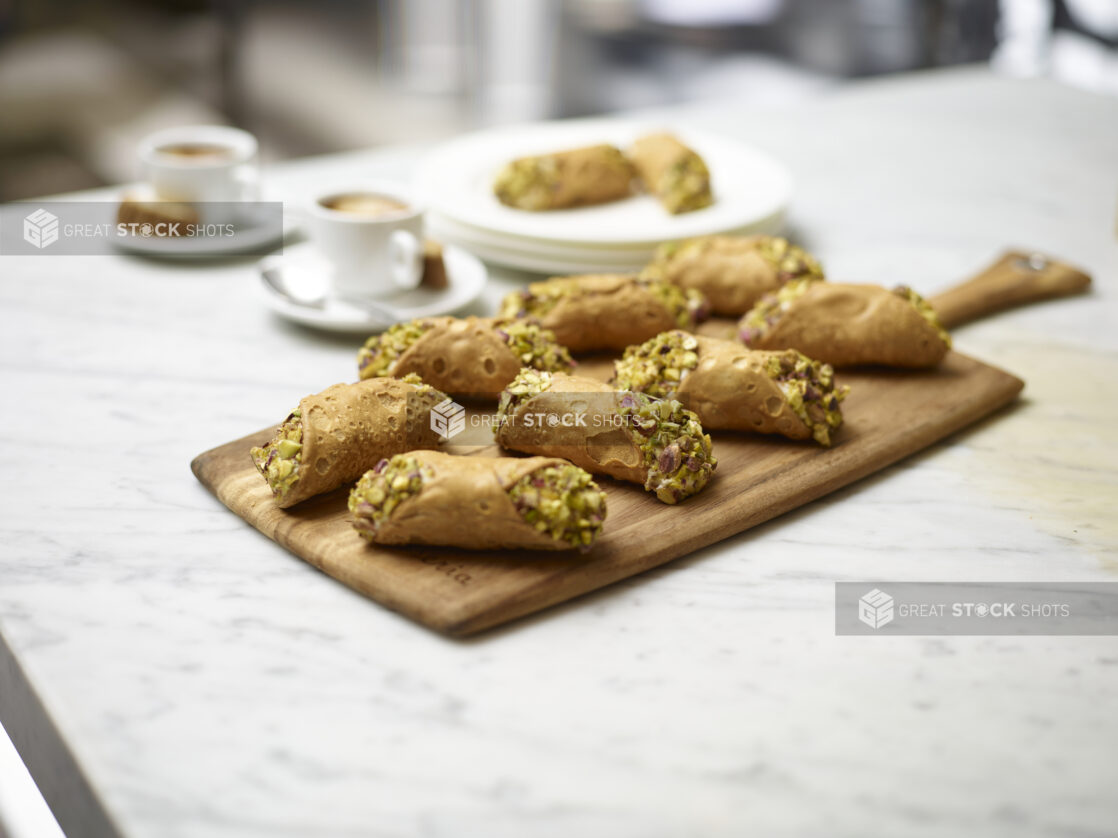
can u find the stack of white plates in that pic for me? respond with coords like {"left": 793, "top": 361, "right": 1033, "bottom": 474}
{"left": 415, "top": 120, "right": 793, "bottom": 276}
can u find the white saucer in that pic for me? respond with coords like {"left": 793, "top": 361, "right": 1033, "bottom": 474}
{"left": 258, "top": 241, "right": 488, "bottom": 333}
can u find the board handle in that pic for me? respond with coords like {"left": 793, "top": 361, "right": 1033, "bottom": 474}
{"left": 928, "top": 250, "right": 1091, "bottom": 330}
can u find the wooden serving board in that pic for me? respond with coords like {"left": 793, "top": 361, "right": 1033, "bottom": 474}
{"left": 192, "top": 250, "right": 1090, "bottom": 635}
{"left": 191, "top": 346, "right": 1019, "bottom": 635}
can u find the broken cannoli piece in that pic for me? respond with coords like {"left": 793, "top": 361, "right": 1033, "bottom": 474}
{"left": 628, "top": 132, "right": 713, "bottom": 214}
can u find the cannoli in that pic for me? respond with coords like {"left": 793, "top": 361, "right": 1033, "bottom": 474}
{"left": 613, "top": 331, "right": 848, "bottom": 446}
{"left": 348, "top": 451, "right": 607, "bottom": 551}
{"left": 495, "top": 370, "right": 716, "bottom": 504}
{"left": 738, "top": 281, "right": 952, "bottom": 368}
{"left": 117, "top": 196, "right": 199, "bottom": 235}
{"left": 627, "top": 133, "right": 713, "bottom": 214}
{"left": 250, "top": 374, "right": 445, "bottom": 508}
{"left": 494, "top": 144, "right": 635, "bottom": 211}
{"left": 642, "top": 235, "right": 823, "bottom": 315}
{"left": 497, "top": 274, "right": 709, "bottom": 353}
{"left": 357, "top": 316, "right": 573, "bottom": 398}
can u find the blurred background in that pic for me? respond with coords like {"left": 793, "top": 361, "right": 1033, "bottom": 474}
{"left": 0, "top": 0, "right": 1115, "bottom": 201}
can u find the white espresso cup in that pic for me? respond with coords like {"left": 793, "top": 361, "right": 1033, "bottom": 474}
{"left": 307, "top": 183, "right": 424, "bottom": 301}
{"left": 139, "top": 125, "right": 259, "bottom": 224}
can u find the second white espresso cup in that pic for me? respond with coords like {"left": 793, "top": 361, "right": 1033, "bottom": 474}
{"left": 307, "top": 183, "right": 424, "bottom": 302}
{"left": 139, "top": 125, "right": 260, "bottom": 225}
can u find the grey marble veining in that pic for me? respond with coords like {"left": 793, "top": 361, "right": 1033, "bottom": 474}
{"left": 1, "top": 68, "right": 1117, "bottom": 838}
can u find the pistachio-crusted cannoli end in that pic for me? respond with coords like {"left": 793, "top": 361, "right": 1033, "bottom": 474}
{"left": 494, "top": 319, "right": 575, "bottom": 373}
{"left": 618, "top": 391, "right": 716, "bottom": 504}
{"left": 397, "top": 373, "right": 451, "bottom": 443}
{"left": 639, "top": 276, "right": 709, "bottom": 328}
{"left": 892, "top": 285, "right": 952, "bottom": 348}
{"left": 756, "top": 236, "right": 825, "bottom": 283}
{"left": 496, "top": 368, "right": 554, "bottom": 434}
{"left": 509, "top": 464, "right": 607, "bottom": 551}
{"left": 493, "top": 157, "right": 561, "bottom": 211}
{"left": 763, "top": 350, "right": 849, "bottom": 447}
{"left": 659, "top": 154, "right": 713, "bottom": 215}
{"left": 497, "top": 279, "right": 572, "bottom": 322}
{"left": 637, "top": 262, "right": 664, "bottom": 284}
{"left": 738, "top": 277, "right": 816, "bottom": 345}
{"left": 613, "top": 330, "right": 700, "bottom": 400}
{"left": 357, "top": 319, "right": 433, "bottom": 379}
{"left": 250, "top": 408, "right": 305, "bottom": 502}
{"left": 683, "top": 287, "right": 711, "bottom": 324}
{"left": 497, "top": 290, "right": 529, "bottom": 320}
{"left": 641, "top": 240, "right": 691, "bottom": 282}
{"left": 397, "top": 371, "right": 434, "bottom": 392}
{"left": 348, "top": 455, "right": 433, "bottom": 541}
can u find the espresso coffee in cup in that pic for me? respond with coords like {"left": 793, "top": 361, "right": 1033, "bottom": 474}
{"left": 157, "top": 143, "right": 236, "bottom": 163}
{"left": 320, "top": 193, "right": 410, "bottom": 218}
{"left": 139, "top": 126, "right": 260, "bottom": 224}
{"left": 308, "top": 182, "right": 424, "bottom": 301}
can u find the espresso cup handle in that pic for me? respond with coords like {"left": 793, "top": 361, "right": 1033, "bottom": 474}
{"left": 389, "top": 229, "right": 423, "bottom": 290}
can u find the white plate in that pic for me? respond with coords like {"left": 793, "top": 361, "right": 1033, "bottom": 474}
{"left": 426, "top": 210, "right": 782, "bottom": 275}
{"left": 415, "top": 120, "right": 793, "bottom": 249}
{"left": 258, "top": 241, "right": 487, "bottom": 333}
{"left": 425, "top": 212, "right": 652, "bottom": 259}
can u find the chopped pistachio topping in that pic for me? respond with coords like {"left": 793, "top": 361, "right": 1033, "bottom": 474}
{"left": 494, "top": 320, "right": 574, "bottom": 373}
{"left": 738, "top": 277, "right": 816, "bottom": 344}
{"left": 496, "top": 369, "right": 715, "bottom": 503}
{"left": 357, "top": 320, "right": 433, "bottom": 379}
{"left": 348, "top": 455, "right": 434, "bottom": 541}
{"left": 659, "top": 154, "right": 713, "bottom": 214}
{"left": 251, "top": 408, "right": 304, "bottom": 500}
{"left": 493, "top": 157, "right": 562, "bottom": 211}
{"left": 763, "top": 350, "right": 849, "bottom": 447}
{"left": 498, "top": 276, "right": 708, "bottom": 328}
{"left": 756, "top": 236, "right": 825, "bottom": 283}
{"left": 508, "top": 464, "right": 607, "bottom": 550}
{"left": 613, "top": 330, "right": 699, "bottom": 399}
{"left": 495, "top": 369, "right": 553, "bottom": 434}
{"left": 893, "top": 286, "right": 952, "bottom": 347}
{"left": 617, "top": 391, "right": 716, "bottom": 504}
{"left": 497, "top": 280, "right": 571, "bottom": 321}
{"left": 643, "top": 235, "right": 821, "bottom": 286}
{"left": 397, "top": 371, "right": 438, "bottom": 394}
{"left": 638, "top": 276, "right": 709, "bottom": 327}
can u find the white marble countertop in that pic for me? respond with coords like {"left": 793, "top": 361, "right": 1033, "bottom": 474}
{"left": 1, "top": 67, "right": 1117, "bottom": 838}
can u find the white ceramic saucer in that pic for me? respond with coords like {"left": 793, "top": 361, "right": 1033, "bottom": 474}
{"left": 258, "top": 240, "right": 488, "bottom": 333}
